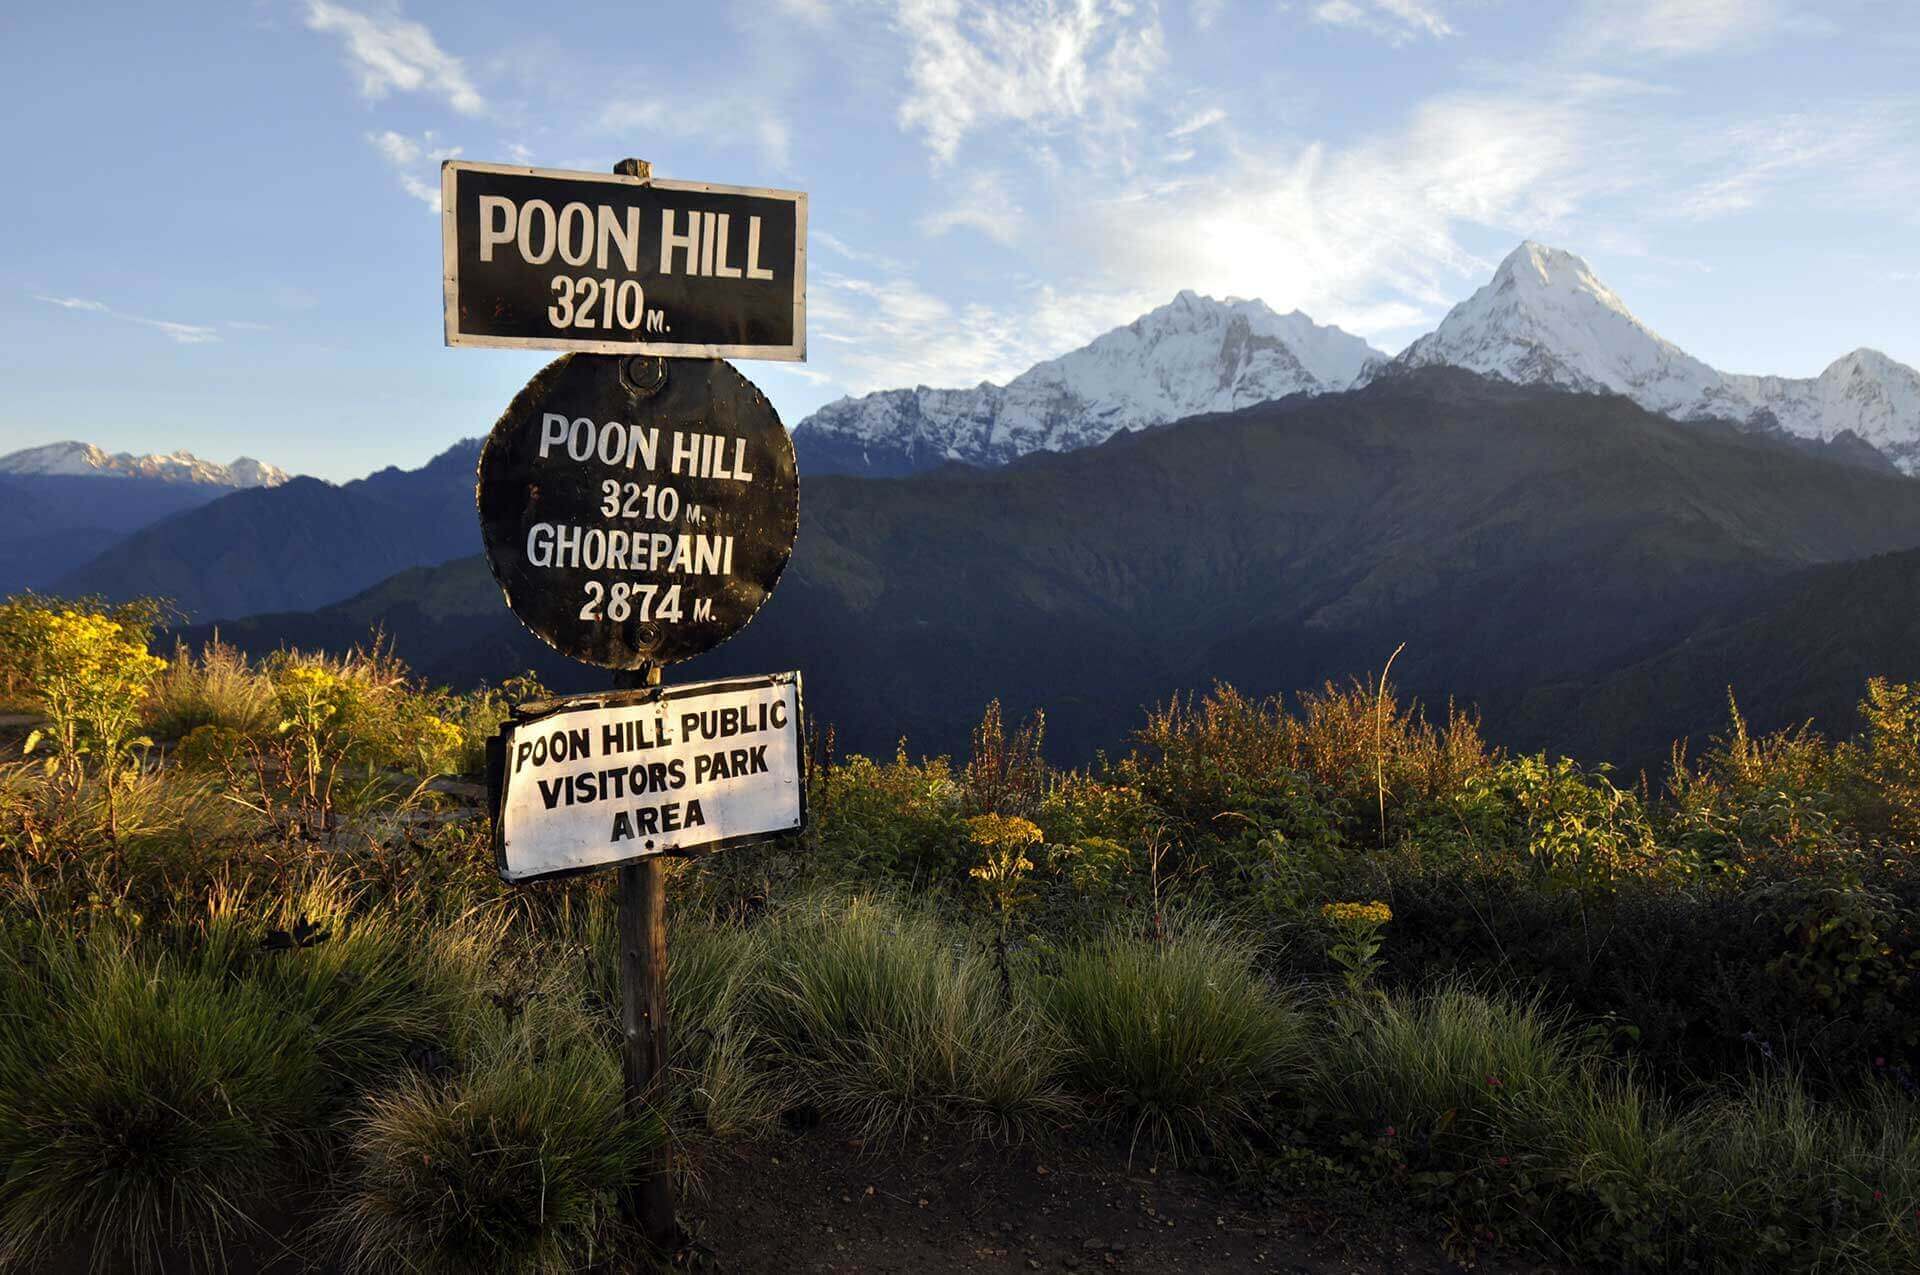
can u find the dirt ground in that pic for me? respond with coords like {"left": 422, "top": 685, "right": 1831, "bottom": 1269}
{"left": 679, "top": 1126, "right": 1566, "bottom": 1275}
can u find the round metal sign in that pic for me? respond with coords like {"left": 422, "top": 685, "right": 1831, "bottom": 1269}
{"left": 477, "top": 353, "right": 799, "bottom": 668}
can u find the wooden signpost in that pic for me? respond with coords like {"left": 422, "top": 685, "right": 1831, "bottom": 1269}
{"left": 453, "top": 156, "right": 806, "bottom": 1252}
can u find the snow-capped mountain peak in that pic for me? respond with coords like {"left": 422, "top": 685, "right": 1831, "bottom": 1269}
{"left": 0, "top": 441, "right": 290, "bottom": 487}
{"left": 793, "top": 292, "right": 1386, "bottom": 476}
{"left": 792, "top": 240, "right": 1920, "bottom": 480}
{"left": 1384, "top": 241, "right": 1920, "bottom": 474}
{"left": 1726, "top": 347, "right": 1920, "bottom": 474}
{"left": 1392, "top": 241, "right": 1748, "bottom": 422}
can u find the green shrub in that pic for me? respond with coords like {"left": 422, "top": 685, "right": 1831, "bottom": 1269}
{"left": 812, "top": 750, "right": 971, "bottom": 889}
{"left": 146, "top": 639, "right": 275, "bottom": 740}
{"left": 577, "top": 895, "right": 791, "bottom": 1139}
{"left": 1037, "top": 926, "right": 1306, "bottom": 1163}
{"left": 1669, "top": 1078, "right": 1920, "bottom": 1272}
{"left": 330, "top": 997, "right": 659, "bottom": 1275}
{"left": 1858, "top": 677, "right": 1920, "bottom": 844}
{"left": 197, "top": 873, "right": 485, "bottom": 1089}
{"left": 0, "top": 940, "right": 320, "bottom": 1271}
{"left": 753, "top": 892, "right": 1067, "bottom": 1142}
{"left": 1319, "top": 983, "right": 1584, "bottom": 1157}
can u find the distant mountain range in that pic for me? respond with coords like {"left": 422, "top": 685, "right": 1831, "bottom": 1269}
{"left": 53, "top": 440, "right": 480, "bottom": 620}
{"left": 0, "top": 443, "right": 293, "bottom": 596}
{"left": 16, "top": 238, "right": 1920, "bottom": 772}
{"left": 0, "top": 441, "right": 287, "bottom": 488}
{"left": 1388, "top": 242, "right": 1920, "bottom": 474}
{"left": 795, "top": 241, "right": 1920, "bottom": 478}
{"left": 191, "top": 370, "right": 1920, "bottom": 770}
{"left": 791, "top": 292, "right": 1386, "bottom": 476}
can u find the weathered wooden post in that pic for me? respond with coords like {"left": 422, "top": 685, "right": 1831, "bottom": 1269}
{"left": 613, "top": 662, "right": 674, "bottom": 1246}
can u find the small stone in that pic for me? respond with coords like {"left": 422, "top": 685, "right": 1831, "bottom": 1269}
{"left": 1036, "top": 1165, "right": 1052, "bottom": 1176}
{"left": 918, "top": 1198, "right": 930, "bottom": 1208}
{"left": 865, "top": 1186, "right": 876, "bottom": 1197}
{"left": 1083, "top": 1238, "right": 1106, "bottom": 1251}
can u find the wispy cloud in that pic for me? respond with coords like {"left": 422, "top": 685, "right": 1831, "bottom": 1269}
{"left": 1571, "top": 0, "right": 1812, "bottom": 57}
{"left": 304, "top": 1, "right": 485, "bottom": 114}
{"left": 1166, "top": 106, "right": 1225, "bottom": 138}
{"left": 36, "top": 295, "right": 219, "bottom": 345}
{"left": 1310, "top": 0, "right": 1455, "bottom": 44}
{"left": 367, "top": 130, "right": 461, "bottom": 211}
{"left": 919, "top": 170, "right": 1026, "bottom": 244}
{"left": 1667, "top": 106, "right": 1919, "bottom": 221}
{"left": 37, "top": 296, "right": 109, "bottom": 314}
{"left": 599, "top": 99, "right": 793, "bottom": 168}
{"left": 893, "top": 0, "right": 1166, "bottom": 166}
{"left": 803, "top": 255, "right": 1181, "bottom": 402}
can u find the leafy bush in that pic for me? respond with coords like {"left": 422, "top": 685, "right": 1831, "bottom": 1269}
{"left": 811, "top": 748, "right": 970, "bottom": 888}
{"left": 2, "top": 601, "right": 169, "bottom": 851}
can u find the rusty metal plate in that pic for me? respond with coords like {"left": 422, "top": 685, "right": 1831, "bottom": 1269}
{"left": 476, "top": 353, "right": 799, "bottom": 668}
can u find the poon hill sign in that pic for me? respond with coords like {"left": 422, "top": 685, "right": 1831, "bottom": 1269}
{"left": 441, "top": 160, "right": 807, "bottom": 360}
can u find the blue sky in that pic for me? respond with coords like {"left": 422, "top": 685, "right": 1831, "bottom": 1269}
{"left": 2, "top": 0, "right": 1916, "bottom": 481}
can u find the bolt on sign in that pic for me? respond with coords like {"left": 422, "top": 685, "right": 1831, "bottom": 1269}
{"left": 476, "top": 353, "right": 799, "bottom": 669}
{"left": 441, "top": 160, "right": 806, "bottom": 360}
{"left": 492, "top": 673, "right": 804, "bottom": 882}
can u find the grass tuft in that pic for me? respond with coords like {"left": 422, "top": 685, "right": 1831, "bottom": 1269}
{"left": 329, "top": 994, "right": 661, "bottom": 1275}
{"left": 147, "top": 638, "right": 275, "bottom": 740}
{"left": 1317, "top": 982, "right": 1583, "bottom": 1153}
{"left": 753, "top": 892, "right": 1068, "bottom": 1143}
{"left": 1037, "top": 925, "right": 1306, "bottom": 1164}
{"left": 0, "top": 937, "right": 320, "bottom": 1272}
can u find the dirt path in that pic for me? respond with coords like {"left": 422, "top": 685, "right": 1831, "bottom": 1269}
{"left": 681, "top": 1127, "right": 1563, "bottom": 1274}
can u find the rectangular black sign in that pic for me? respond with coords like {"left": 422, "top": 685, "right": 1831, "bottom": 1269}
{"left": 441, "top": 161, "right": 806, "bottom": 360}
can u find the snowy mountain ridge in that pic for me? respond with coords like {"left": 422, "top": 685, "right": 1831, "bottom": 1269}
{"left": 792, "top": 291, "right": 1387, "bottom": 475}
{"left": 1389, "top": 242, "right": 1751, "bottom": 422}
{"left": 1384, "top": 241, "right": 1920, "bottom": 474}
{"left": 797, "top": 240, "right": 1920, "bottom": 478}
{"left": 1725, "top": 348, "right": 1920, "bottom": 476}
{"left": 0, "top": 441, "right": 290, "bottom": 488}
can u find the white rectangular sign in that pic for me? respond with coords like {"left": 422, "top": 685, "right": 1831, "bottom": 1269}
{"left": 493, "top": 672, "right": 805, "bottom": 882}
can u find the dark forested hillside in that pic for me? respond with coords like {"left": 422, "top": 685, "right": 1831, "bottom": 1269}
{"left": 57, "top": 440, "right": 483, "bottom": 621}
{"left": 190, "top": 370, "right": 1920, "bottom": 767}
{"left": 0, "top": 474, "right": 254, "bottom": 596}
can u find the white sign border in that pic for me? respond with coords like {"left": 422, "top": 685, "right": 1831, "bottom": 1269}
{"left": 491, "top": 670, "right": 808, "bottom": 883}
{"left": 441, "top": 160, "right": 808, "bottom": 362}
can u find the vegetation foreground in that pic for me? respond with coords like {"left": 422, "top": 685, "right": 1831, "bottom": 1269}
{"left": 1, "top": 594, "right": 1919, "bottom": 1272}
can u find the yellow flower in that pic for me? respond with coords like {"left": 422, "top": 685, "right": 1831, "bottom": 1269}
{"left": 1321, "top": 900, "right": 1393, "bottom": 927}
